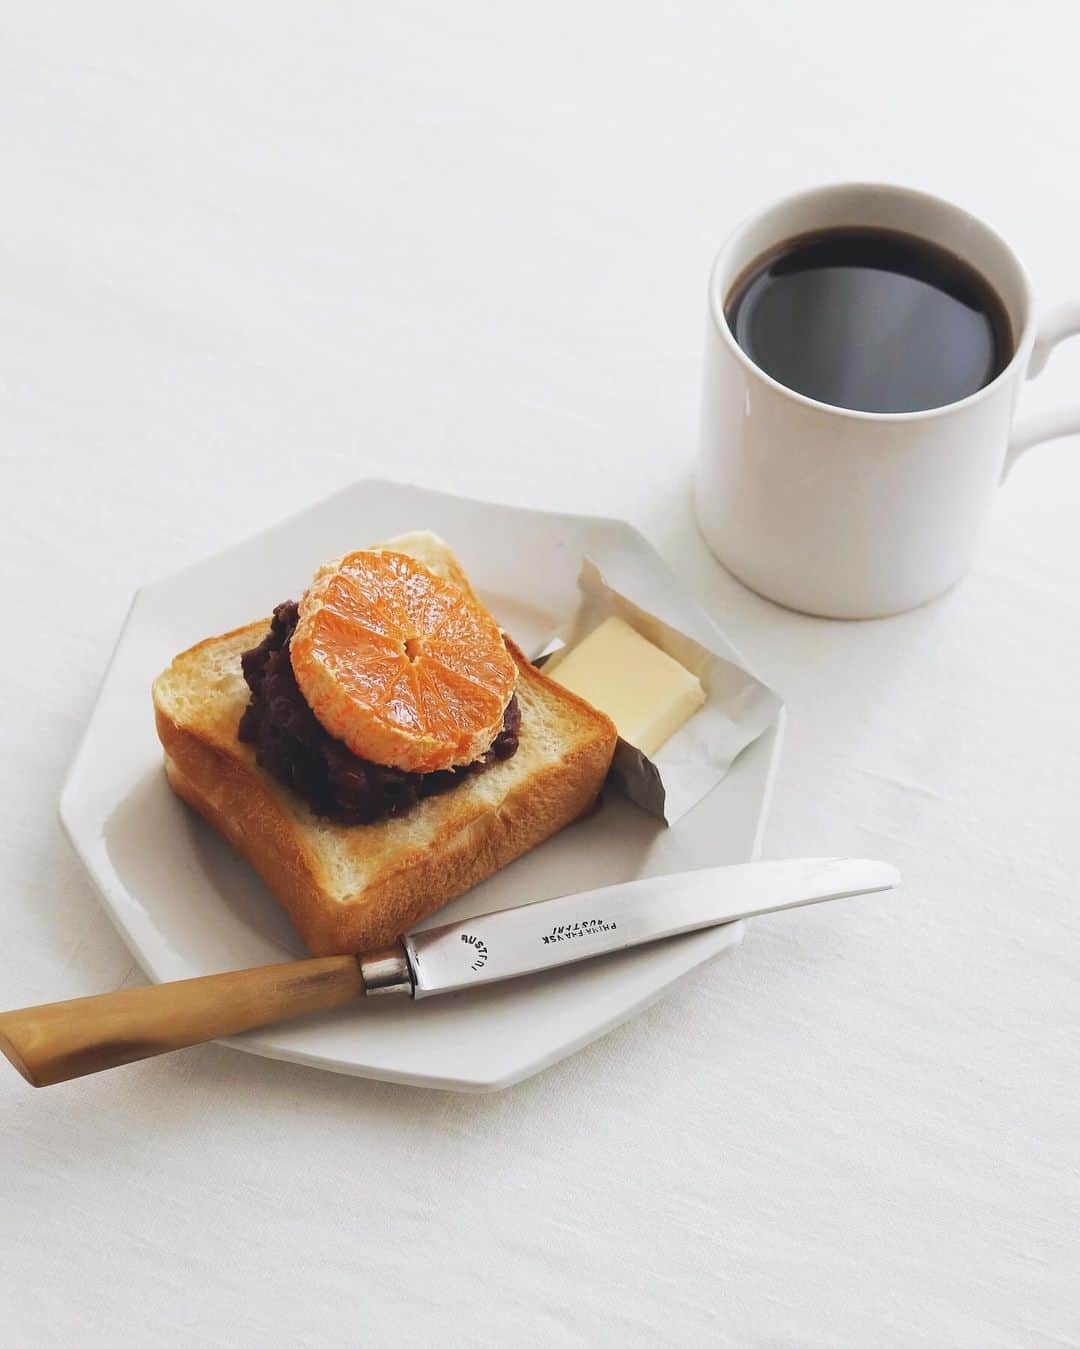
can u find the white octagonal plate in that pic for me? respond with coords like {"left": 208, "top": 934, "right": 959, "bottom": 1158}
{"left": 60, "top": 481, "right": 785, "bottom": 1091}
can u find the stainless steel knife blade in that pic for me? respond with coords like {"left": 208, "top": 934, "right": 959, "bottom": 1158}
{"left": 403, "top": 857, "right": 899, "bottom": 997}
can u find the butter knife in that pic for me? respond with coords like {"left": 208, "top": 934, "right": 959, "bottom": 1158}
{"left": 0, "top": 858, "right": 898, "bottom": 1086}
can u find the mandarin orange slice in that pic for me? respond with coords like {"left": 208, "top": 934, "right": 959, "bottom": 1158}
{"left": 289, "top": 550, "right": 517, "bottom": 773}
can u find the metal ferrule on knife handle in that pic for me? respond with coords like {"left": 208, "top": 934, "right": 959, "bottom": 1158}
{"left": 358, "top": 945, "right": 414, "bottom": 996}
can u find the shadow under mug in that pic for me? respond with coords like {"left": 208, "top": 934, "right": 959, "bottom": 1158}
{"left": 695, "top": 182, "right": 1080, "bottom": 619}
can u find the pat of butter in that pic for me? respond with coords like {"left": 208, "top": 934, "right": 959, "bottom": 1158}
{"left": 549, "top": 615, "right": 705, "bottom": 757}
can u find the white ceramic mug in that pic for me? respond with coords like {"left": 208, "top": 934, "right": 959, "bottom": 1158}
{"left": 695, "top": 183, "right": 1080, "bottom": 618}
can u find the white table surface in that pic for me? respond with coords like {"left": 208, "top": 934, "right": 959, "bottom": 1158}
{"left": 2, "top": 4, "right": 1078, "bottom": 1345}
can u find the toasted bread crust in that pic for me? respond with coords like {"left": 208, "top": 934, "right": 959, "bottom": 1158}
{"left": 155, "top": 633, "right": 616, "bottom": 955}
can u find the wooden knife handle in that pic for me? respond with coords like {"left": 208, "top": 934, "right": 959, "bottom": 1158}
{"left": 0, "top": 956, "right": 365, "bottom": 1087}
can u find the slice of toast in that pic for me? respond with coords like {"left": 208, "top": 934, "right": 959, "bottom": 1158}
{"left": 152, "top": 533, "right": 617, "bottom": 955}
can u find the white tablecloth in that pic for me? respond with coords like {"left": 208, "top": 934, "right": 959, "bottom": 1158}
{"left": 3, "top": 4, "right": 1078, "bottom": 1345}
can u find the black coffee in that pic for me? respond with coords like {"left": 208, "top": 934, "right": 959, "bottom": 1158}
{"left": 725, "top": 227, "right": 1013, "bottom": 414}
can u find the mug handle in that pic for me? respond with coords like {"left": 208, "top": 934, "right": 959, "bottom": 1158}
{"left": 1004, "top": 301, "right": 1080, "bottom": 477}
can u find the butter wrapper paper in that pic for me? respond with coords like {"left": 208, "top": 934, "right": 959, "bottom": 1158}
{"left": 537, "top": 560, "right": 782, "bottom": 825}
